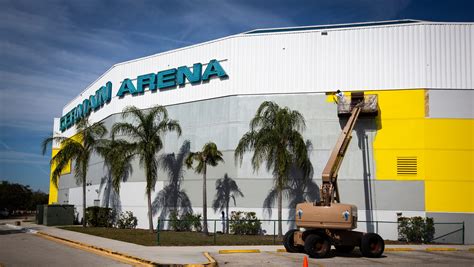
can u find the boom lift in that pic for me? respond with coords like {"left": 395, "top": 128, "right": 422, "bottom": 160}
{"left": 283, "top": 92, "right": 384, "bottom": 258}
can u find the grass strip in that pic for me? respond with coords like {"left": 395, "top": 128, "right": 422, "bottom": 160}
{"left": 60, "top": 227, "right": 282, "bottom": 246}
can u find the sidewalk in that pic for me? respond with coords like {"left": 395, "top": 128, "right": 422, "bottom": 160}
{"left": 5, "top": 222, "right": 473, "bottom": 266}
{"left": 13, "top": 222, "right": 215, "bottom": 265}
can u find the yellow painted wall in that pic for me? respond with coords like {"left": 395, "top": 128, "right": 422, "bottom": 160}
{"left": 48, "top": 134, "right": 82, "bottom": 204}
{"left": 423, "top": 119, "right": 473, "bottom": 212}
{"left": 48, "top": 148, "right": 59, "bottom": 204}
{"left": 372, "top": 89, "right": 474, "bottom": 213}
{"left": 373, "top": 90, "right": 426, "bottom": 181}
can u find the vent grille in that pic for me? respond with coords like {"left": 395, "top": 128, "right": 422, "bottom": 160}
{"left": 397, "top": 157, "right": 417, "bottom": 176}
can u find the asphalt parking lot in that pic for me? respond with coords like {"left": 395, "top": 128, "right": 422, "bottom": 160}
{"left": 212, "top": 249, "right": 474, "bottom": 266}
{"left": 0, "top": 225, "right": 131, "bottom": 267}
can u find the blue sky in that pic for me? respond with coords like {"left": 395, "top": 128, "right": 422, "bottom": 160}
{"left": 0, "top": 0, "right": 473, "bottom": 193}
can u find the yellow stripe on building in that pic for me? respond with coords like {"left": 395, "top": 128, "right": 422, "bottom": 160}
{"left": 48, "top": 133, "right": 82, "bottom": 204}
{"left": 48, "top": 148, "right": 59, "bottom": 204}
{"left": 372, "top": 89, "right": 474, "bottom": 213}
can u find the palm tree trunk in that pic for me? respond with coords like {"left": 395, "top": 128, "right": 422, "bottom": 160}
{"left": 278, "top": 187, "right": 283, "bottom": 238}
{"left": 105, "top": 172, "right": 111, "bottom": 209}
{"left": 226, "top": 201, "right": 229, "bottom": 234}
{"left": 202, "top": 165, "right": 208, "bottom": 235}
{"left": 82, "top": 178, "right": 87, "bottom": 227}
{"left": 147, "top": 188, "right": 153, "bottom": 232}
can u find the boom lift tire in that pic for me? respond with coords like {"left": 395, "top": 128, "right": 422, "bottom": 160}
{"left": 304, "top": 234, "right": 331, "bottom": 258}
{"left": 335, "top": 245, "right": 355, "bottom": 254}
{"left": 283, "top": 229, "right": 304, "bottom": 253}
{"left": 360, "top": 233, "right": 384, "bottom": 258}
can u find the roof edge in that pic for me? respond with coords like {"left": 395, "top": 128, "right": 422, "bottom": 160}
{"left": 243, "top": 19, "right": 424, "bottom": 34}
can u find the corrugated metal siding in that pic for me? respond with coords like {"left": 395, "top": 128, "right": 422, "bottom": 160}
{"left": 60, "top": 22, "right": 474, "bottom": 136}
{"left": 425, "top": 24, "right": 473, "bottom": 88}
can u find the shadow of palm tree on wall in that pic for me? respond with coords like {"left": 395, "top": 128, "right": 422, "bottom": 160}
{"left": 152, "top": 140, "right": 193, "bottom": 227}
{"left": 99, "top": 175, "right": 123, "bottom": 220}
{"left": 99, "top": 158, "right": 133, "bottom": 208}
{"left": 98, "top": 139, "right": 134, "bottom": 223}
{"left": 263, "top": 147, "right": 319, "bottom": 230}
{"left": 212, "top": 173, "right": 244, "bottom": 234}
{"left": 97, "top": 139, "right": 133, "bottom": 222}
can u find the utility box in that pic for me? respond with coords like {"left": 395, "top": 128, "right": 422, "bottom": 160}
{"left": 43, "top": 204, "right": 74, "bottom": 226}
{"left": 36, "top": 205, "right": 44, "bottom": 224}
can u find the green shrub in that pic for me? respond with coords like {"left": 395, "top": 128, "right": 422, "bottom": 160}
{"left": 229, "top": 211, "right": 261, "bottom": 235}
{"left": 116, "top": 211, "right": 138, "bottom": 229}
{"left": 85, "top": 206, "right": 113, "bottom": 227}
{"left": 424, "top": 217, "right": 435, "bottom": 243}
{"left": 398, "top": 216, "right": 435, "bottom": 243}
{"left": 169, "top": 211, "right": 202, "bottom": 232}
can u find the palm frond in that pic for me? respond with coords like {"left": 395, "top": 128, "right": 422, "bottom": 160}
{"left": 41, "top": 135, "right": 70, "bottom": 155}
{"left": 49, "top": 137, "right": 84, "bottom": 187}
{"left": 156, "top": 119, "right": 182, "bottom": 137}
{"left": 234, "top": 131, "right": 256, "bottom": 165}
{"left": 147, "top": 105, "right": 169, "bottom": 123}
{"left": 111, "top": 122, "right": 143, "bottom": 140}
{"left": 121, "top": 106, "right": 147, "bottom": 123}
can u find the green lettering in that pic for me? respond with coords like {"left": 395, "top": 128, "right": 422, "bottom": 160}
{"left": 177, "top": 63, "right": 202, "bottom": 85}
{"left": 157, "top": 69, "right": 177, "bottom": 89}
{"left": 82, "top": 99, "right": 91, "bottom": 116}
{"left": 92, "top": 82, "right": 112, "bottom": 110}
{"left": 137, "top": 73, "right": 157, "bottom": 92}
{"left": 60, "top": 117, "right": 66, "bottom": 132}
{"left": 202, "top": 59, "right": 227, "bottom": 81}
{"left": 117, "top": 79, "right": 137, "bottom": 97}
{"left": 75, "top": 103, "right": 83, "bottom": 121}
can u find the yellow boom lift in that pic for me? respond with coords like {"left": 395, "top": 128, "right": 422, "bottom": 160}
{"left": 283, "top": 92, "right": 384, "bottom": 258}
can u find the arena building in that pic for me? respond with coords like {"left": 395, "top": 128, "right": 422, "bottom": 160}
{"left": 48, "top": 20, "right": 473, "bottom": 243}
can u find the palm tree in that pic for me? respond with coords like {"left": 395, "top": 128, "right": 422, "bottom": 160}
{"left": 212, "top": 174, "right": 244, "bottom": 234}
{"left": 186, "top": 142, "right": 224, "bottom": 235}
{"left": 42, "top": 118, "right": 107, "bottom": 227}
{"left": 263, "top": 151, "right": 319, "bottom": 229}
{"left": 153, "top": 140, "right": 193, "bottom": 221}
{"left": 96, "top": 139, "right": 135, "bottom": 208}
{"left": 111, "top": 105, "right": 182, "bottom": 232}
{"left": 234, "top": 101, "right": 310, "bottom": 237}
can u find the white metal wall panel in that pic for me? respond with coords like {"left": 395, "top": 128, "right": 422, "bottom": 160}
{"left": 425, "top": 24, "right": 473, "bottom": 89}
{"left": 60, "top": 22, "right": 474, "bottom": 137}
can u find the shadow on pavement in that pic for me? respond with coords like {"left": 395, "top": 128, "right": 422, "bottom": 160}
{"left": 0, "top": 229, "right": 27, "bottom": 235}
{"left": 323, "top": 249, "right": 388, "bottom": 258}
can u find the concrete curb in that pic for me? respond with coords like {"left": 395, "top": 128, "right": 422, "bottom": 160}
{"left": 425, "top": 248, "right": 458, "bottom": 252}
{"left": 35, "top": 231, "right": 216, "bottom": 267}
{"left": 385, "top": 248, "right": 414, "bottom": 251}
{"left": 202, "top": 252, "right": 217, "bottom": 267}
{"left": 36, "top": 232, "right": 157, "bottom": 266}
{"left": 219, "top": 249, "right": 261, "bottom": 254}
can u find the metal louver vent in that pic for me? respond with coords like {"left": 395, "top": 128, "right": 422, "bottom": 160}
{"left": 397, "top": 157, "right": 417, "bottom": 176}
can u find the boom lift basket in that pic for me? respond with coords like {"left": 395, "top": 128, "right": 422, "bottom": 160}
{"left": 337, "top": 92, "right": 378, "bottom": 117}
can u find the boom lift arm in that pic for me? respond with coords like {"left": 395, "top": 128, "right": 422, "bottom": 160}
{"left": 320, "top": 105, "right": 362, "bottom": 206}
